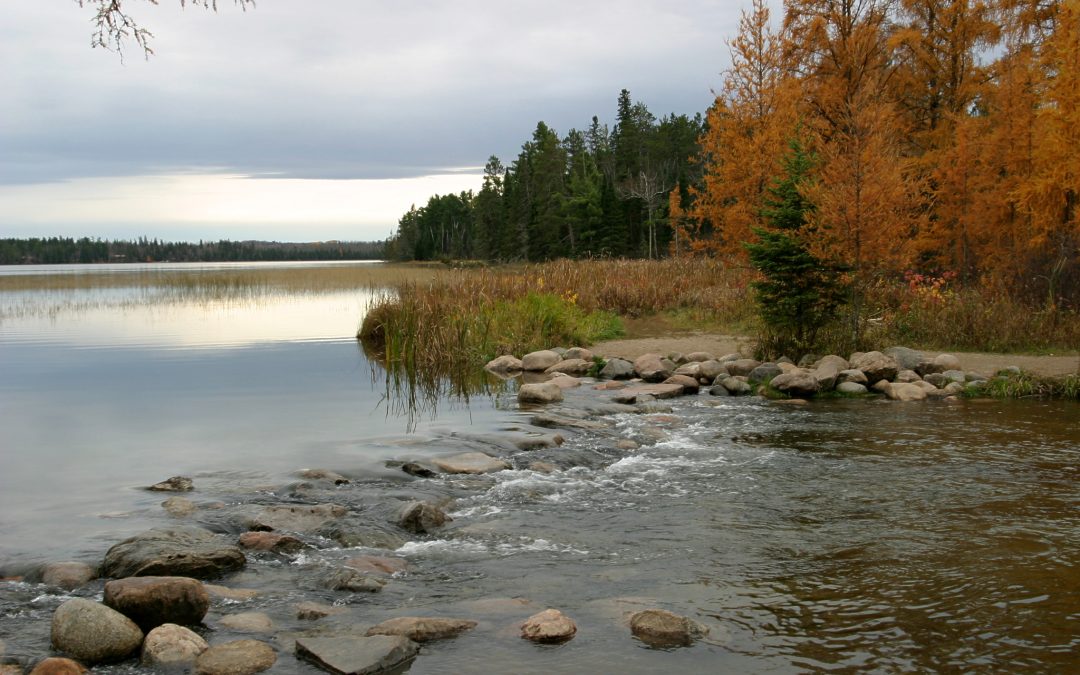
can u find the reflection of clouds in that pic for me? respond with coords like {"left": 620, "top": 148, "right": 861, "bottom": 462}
{"left": 3, "top": 289, "right": 378, "bottom": 349}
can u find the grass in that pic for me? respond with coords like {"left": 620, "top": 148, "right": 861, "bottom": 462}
{"left": 966, "top": 371, "right": 1080, "bottom": 400}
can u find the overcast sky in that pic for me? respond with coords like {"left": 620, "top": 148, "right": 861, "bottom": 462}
{"left": 0, "top": 1, "right": 738, "bottom": 242}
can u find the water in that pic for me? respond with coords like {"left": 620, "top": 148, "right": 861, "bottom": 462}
{"left": 1, "top": 263, "right": 1078, "bottom": 673}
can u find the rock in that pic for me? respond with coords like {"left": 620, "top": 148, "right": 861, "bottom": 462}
{"left": 923, "top": 372, "right": 947, "bottom": 388}
{"left": 884, "top": 346, "right": 929, "bottom": 373}
{"left": 521, "top": 350, "right": 561, "bottom": 372}
{"left": 718, "top": 353, "right": 741, "bottom": 363}
{"left": 396, "top": 502, "right": 450, "bottom": 534}
{"left": 599, "top": 358, "right": 635, "bottom": 380}
{"left": 484, "top": 355, "right": 523, "bottom": 372}
{"left": 248, "top": 504, "right": 347, "bottom": 533}
{"left": 708, "top": 385, "right": 730, "bottom": 396}
{"left": 520, "top": 608, "right": 576, "bottom": 643}
{"left": 674, "top": 363, "right": 702, "bottom": 381}
{"left": 942, "top": 369, "right": 966, "bottom": 384}
{"left": 727, "top": 359, "right": 761, "bottom": 377}
{"left": 965, "top": 371, "right": 990, "bottom": 382}
{"left": 633, "top": 353, "right": 673, "bottom": 383}
{"left": 148, "top": 476, "right": 193, "bottom": 492}
{"left": 616, "top": 439, "right": 640, "bottom": 450}
{"left": 204, "top": 585, "right": 259, "bottom": 602}
{"left": 777, "top": 361, "right": 800, "bottom": 373}
{"left": 628, "top": 609, "right": 708, "bottom": 648}
{"left": 430, "top": 452, "right": 510, "bottom": 475}
{"left": 797, "top": 353, "right": 821, "bottom": 368}
{"left": 547, "top": 374, "right": 581, "bottom": 389}
{"left": 666, "top": 352, "right": 688, "bottom": 365}
{"left": 40, "top": 562, "right": 96, "bottom": 591}
{"left": 944, "top": 381, "right": 965, "bottom": 395}
{"left": 697, "top": 360, "right": 727, "bottom": 381}
{"left": 298, "top": 469, "right": 350, "bottom": 485}
{"left": 871, "top": 379, "right": 892, "bottom": 394}
{"left": 28, "top": 658, "right": 85, "bottom": 675}
{"left": 811, "top": 362, "right": 841, "bottom": 391}
{"left": 773, "top": 398, "right": 809, "bottom": 406}
{"left": 237, "top": 531, "right": 306, "bottom": 553}
{"left": 815, "top": 354, "right": 850, "bottom": 371}
{"left": 563, "top": 347, "right": 594, "bottom": 361}
{"left": 365, "top": 617, "right": 477, "bottom": 642}
{"left": 662, "top": 374, "right": 699, "bottom": 394}
{"left": 296, "top": 602, "right": 347, "bottom": 621}
{"left": 219, "top": 612, "right": 273, "bottom": 633}
{"left": 895, "top": 369, "right": 922, "bottom": 383}
{"left": 933, "top": 353, "right": 962, "bottom": 371}
{"left": 885, "top": 382, "right": 928, "bottom": 401}
{"left": 719, "top": 376, "right": 752, "bottom": 396}
{"left": 141, "top": 623, "right": 209, "bottom": 667}
{"left": 851, "top": 351, "right": 900, "bottom": 382}
{"left": 320, "top": 568, "right": 386, "bottom": 593}
{"left": 295, "top": 635, "right": 418, "bottom": 675}
{"left": 345, "top": 556, "right": 408, "bottom": 576}
{"left": 685, "top": 351, "right": 714, "bottom": 363}
{"left": 836, "top": 382, "right": 868, "bottom": 395}
{"left": 612, "top": 383, "right": 685, "bottom": 403}
{"left": 545, "top": 358, "right": 592, "bottom": 375}
{"left": 51, "top": 598, "right": 143, "bottom": 665}
{"left": 103, "top": 527, "right": 246, "bottom": 580}
{"left": 321, "top": 526, "right": 404, "bottom": 551}
{"left": 103, "top": 576, "right": 210, "bottom": 630}
{"left": 748, "top": 363, "right": 783, "bottom": 383}
{"left": 770, "top": 372, "right": 820, "bottom": 398}
{"left": 914, "top": 380, "right": 946, "bottom": 396}
{"left": 400, "top": 462, "right": 437, "bottom": 478}
{"left": 517, "top": 382, "right": 564, "bottom": 404}
{"left": 194, "top": 640, "right": 276, "bottom": 675}
{"left": 837, "top": 369, "right": 868, "bottom": 385}
{"left": 0, "top": 665, "right": 19, "bottom": 675}
{"left": 162, "top": 496, "right": 197, "bottom": 517}
{"left": 529, "top": 461, "right": 556, "bottom": 473}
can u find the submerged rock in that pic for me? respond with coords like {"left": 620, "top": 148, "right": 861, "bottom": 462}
{"left": 247, "top": 504, "right": 347, "bottom": 533}
{"left": 517, "top": 382, "right": 564, "bottom": 404}
{"left": 629, "top": 609, "right": 708, "bottom": 647}
{"left": 103, "top": 576, "right": 210, "bottom": 630}
{"left": 396, "top": 501, "right": 451, "bottom": 534}
{"left": 297, "top": 469, "right": 350, "bottom": 485}
{"left": 218, "top": 612, "right": 274, "bottom": 633}
{"left": 141, "top": 623, "right": 209, "bottom": 668}
{"left": 162, "top": 496, "right": 197, "bottom": 517}
{"left": 320, "top": 568, "right": 386, "bottom": 593}
{"left": 238, "top": 532, "right": 306, "bottom": 553}
{"left": 296, "top": 602, "right": 347, "bottom": 621}
{"left": 103, "top": 527, "right": 246, "bottom": 580}
{"left": 345, "top": 556, "right": 408, "bottom": 576}
{"left": 51, "top": 598, "right": 144, "bottom": 665}
{"left": 40, "top": 562, "right": 96, "bottom": 591}
{"left": 400, "top": 462, "right": 438, "bottom": 478}
{"left": 194, "top": 640, "right": 276, "bottom": 675}
{"left": 204, "top": 584, "right": 259, "bottom": 602}
{"left": 520, "top": 608, "right": 577, "bottom": 643}
{"left": 431, "top": 452, "right": 510, "bottom": 475}
{"left": 148, "top": 476, "right": 193, "bottom": 492}
{"left": 365, "top": 617, "right": 477, "bottom": 642}
{"left": 295, "top": 635, "right": 419, "bottom": 675}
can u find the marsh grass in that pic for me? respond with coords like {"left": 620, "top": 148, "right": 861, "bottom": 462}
{"left": 969, "top": 372, "right": 1080, "bottom": 400}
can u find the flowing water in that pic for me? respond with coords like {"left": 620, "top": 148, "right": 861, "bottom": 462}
{"left": 1, "top": 262, "right": 1078, "bottom": 673}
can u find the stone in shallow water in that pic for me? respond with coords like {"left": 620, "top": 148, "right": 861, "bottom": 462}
{"left": 520, "top": 608, "right": 577, "bottom": 643}
{"left": 364, "top": 617, "right": 477, "bottom": 642}
{"left": 194, "top": 640, "right": 276, "bottom": 675}
{"left": 51, "top": 598, "right": 144, "bottom": 665}
{"left": 103, "top": 527, "right": 246, "bottom": 579}
{"left": 247, "top": 504, "right": 347, "bottom": 533}
{"left": 517, "top": 382, "right": 564, "bottom": 404}
{"left": 431, "top": 452, "right": 510, "bottom": 475}
{"left": 238, "top": 531, "right": 306, "bottom": 553}
{"left": 396, "top": 501, "right": 451, "bottom": 534}
{"left": 218, "top": 612, "right": 274, "bottom": 633}
{"left": 629, "top": 609, "right": 709, "bottom": 647}
{"left": 141, "top": 623, "right": 209, "bottom": 667}
{"left": 103, "top": 575, "right": 210, "bottom": 630}
{"left": 296, "top": 602, "right": 347, "bottom": 621}
{"left": 148, "top": 476, "right": 193, "bottom": 492}
{"left": 40, "top": 562, "right": 96, "bottom": 591}
{"left": 28, "top": 658, "right": 85, "bottom": 675}
{"left": 295, "top": 635, "right": 419, "bottom": 675}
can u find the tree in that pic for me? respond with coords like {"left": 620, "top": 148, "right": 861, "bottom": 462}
{"left": 77, "top": 0, "right": 254, "bottom": 57}
{"left": 745, "top": 134, "right": 847, "bottom": 357}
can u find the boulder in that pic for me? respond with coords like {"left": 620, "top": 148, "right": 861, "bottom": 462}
{"left": 748, "top": 363, "right": 783, "bottom": 384}
{"left": 148, "top": 476, "right": 193, "bottom": 492}
{"left": 484, "top": 355, "right": 523, "bottom": 372}
{"left": 296, "top": 602, "right": 347, "bottom": 621}
{"left": 708, "top": 385, "right": 730, "bottom": 397}
{"left": 297, "top": 469, "right": 350, "bottom": 485}
{"left": 545, "top": 359, "right": 592, "bottom": 375}
{"left": 685, "top": 351, "right": 715, "bottom": 363}
{"left": 942, "top": 369, "right": 966, "bottom": 384}
{"left": 295, "top": 636, "right": 418, "bottom": 675}
{"left": 103, "top": 576, "right": 210, "bottom": 630}
{"left": 563, "top": 347, "right": 594, "bottom": 361}
{"left": 895, "top": 369, "right": 922, "bottom": 383}
{"left": 194, "top": 640, "right": 276, "bottom": 675}
{"left": 51, "top": 598, "right": 143, "bottom": 665}
{"left": 836, "top": 382, "right": 868, "bottom": 395}
{"left": 247, "top": 504, "right": 347, "bottom": 533}
{"left": 933, "top": 353, "right": 962, "bottom": 371}
{"left": 396, "top": 502, "right": 450, "bottom": 534}
{"left": 674, "top": 363, "right": 702, "bottom": 379}
{"left": 320, "top": 568, "right": 386, "bottom": 593}
{"left": 718, "top": 353, "right": 741, "bottom": 363}
{"left": 628, "top": 609, "right": 709, "bottom": 648}
{"left": 430, "top": 452, "right": 510, "bottom": 475}
{"left": 871, "top": 379, "right": 892, "bottom": 394}
{"left": 365, "top": 617, "right": 477, "bottom": 642}
{"left": 599, "top": 358, "right": 635, "bottom": 380}
{"left": 345, "top": 556, "right": 408, "bottom": 576}
{"left": 237, "top": 532, "right": 306, "bottom": 553}
{"left": 28, "top": 659, "right": 85, "bottom": 675}
{"left": 666, "top": 352, "right": 688, "bottom": 365}
{"left": 521, "top": 350, "right": 561, "bottom": 372}
{"left": 612, "top": 383, "right": 685, "bottom": 404}
{"left": 814, "top": 354, "right": 850, "bottom": 371}
{"left": 162, "top": 496, "right": 197, "bottom": 517}
{"left": 40, "top": 562, "right": 96, "bottom": 591}
{"left": 697, "top": 360, "right": 728, "bottom": 382}
{"left": 204, "top": 585, "right": 259, "bottom": 602}
{"left": 811, "top": 362, "right": 841, "bottom": 391}
{"left": 662, "top": 375, "right": 700, "bottom": 394}
{"left": 517, "top": 383, "right": 564, "bottom": 404}
{"left": 837, "top": 369, "right": 868, "bottom": 385}
{"left": 547, "top": 374, "right": 581, "bottom": 389}
{"left": 923, "top": 372, "right": 947, "bottom": 388}
{"left": 727, "top": 359, "right": 761, "bottom": 377}
{"left": 718, "top": 376, "right": 752, "bottom": 396}
{"left": 218, "top": 612, "right": 273, "bottom": 633}
{"left": 852, "top": 351, "right": 900, "bottom": 383}
{"left": 885, "top": 382, "right": 928, "bottom": 401}
{"left": 944, "top": 381, "right": 965, "bottom": 395}
{"left": 103, "top": 527, "right": 245, "bottom": 580}
{"left": 633, "top": 354, "right": 673, "bottom": 383}
{"left": 141, "top": 623, "right": 209, "bottom": 667}
{"left": 520, "top": 609, "right": 577, "bottom": 643}
{"left": 319, "top": 525, "right": 404, "bottom": 551}
{"left": 883, "top": 346, "right": 930, "bottom": 373}
{"left": 770, "top": 372, "right": 820, "bottom": 398}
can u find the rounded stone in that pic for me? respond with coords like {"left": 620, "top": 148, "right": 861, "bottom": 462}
{"left": 141, "top": 623, "right": 209, "bottom": 667}
{"left": 520, "top": 608, "right": 576, "bottom": 643}
{"left": 40, "top": 562, "right": 96, "bottom": 591}
{"left": 28, "top": 658, "right": 85, "bottom": 675}
{"left": 194, "top": 640, "right": 276, "bottom": 675}
{"left": 103, "top": 576, "right": 210, "bottom": 630}
{"left": 629, "top": 609, "right": 709, "bottom": 647}
{"left": 365, "top": 617, "right": 478, "bottom": 642}
{"left": 51, "top": 598, "right": 144, "bottom": 665}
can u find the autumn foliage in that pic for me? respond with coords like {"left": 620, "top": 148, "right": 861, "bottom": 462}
{"left": 690, "top": 0, "right": 1080, "bottom": 311}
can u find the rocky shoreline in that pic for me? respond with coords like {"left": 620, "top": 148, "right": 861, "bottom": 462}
{"left": 0, "top": 344, "right": 1051, "bottom": 674}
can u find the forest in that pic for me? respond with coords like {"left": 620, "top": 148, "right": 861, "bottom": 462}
{"left": 386, "top": 0, "right": 1079, "bottom": 310}
{"left": 0, "top": 237, "right": 384, "bottom": 265}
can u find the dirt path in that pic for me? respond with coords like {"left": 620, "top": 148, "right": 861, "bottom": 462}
{"left": 591, "top": 333, "right": 1080, "bottom": 378}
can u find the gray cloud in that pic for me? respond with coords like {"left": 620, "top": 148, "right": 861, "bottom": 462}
{"left": 0, "top": 1, "right": 734, "bottom": 186}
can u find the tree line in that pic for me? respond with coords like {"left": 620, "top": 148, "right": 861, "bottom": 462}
{"left": 0, "top": 237, "right": 384, "bottom": 265}
{"left": 389, "top": 0, "right": 1079, "bottom": 311}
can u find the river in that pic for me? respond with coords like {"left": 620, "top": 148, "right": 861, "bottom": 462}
{"left": 1, "top": 262, "right": 1077, "bottom": 673}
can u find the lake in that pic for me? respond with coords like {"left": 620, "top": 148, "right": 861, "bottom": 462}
{"left": 1, "top": 262, "right": 1078, "bottom": 673}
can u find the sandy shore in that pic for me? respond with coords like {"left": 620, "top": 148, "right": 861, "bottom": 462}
{"left": 591, "top": 333, "right": 1080, "bottom": 378}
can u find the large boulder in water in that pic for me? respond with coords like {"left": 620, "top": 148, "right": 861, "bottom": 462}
{"left": 431, "top": 452, "right": 510, "bottom": 475}
{"left": 484, "top": 355, "right": 523, "bottom": 373}
{"left": 517, "top": 382, "right": 563, "bottom": 404}
{"left": 40, "top": 562, "right": 96, "bottom": 591}
{"left": 194, "top": 640, "right": 276, "bottom": 675}
{"left": 629, "top": 609, "right": 709, "bottom": 648}
{"left": 141, "top": 623, "right": 208, "bottom": 668}
{"left": 633, "top": 354, "right": 673, "bottom": 383}
{"left": 295, "top": 636, "right": 418, "bottom": 675}
{"left": 521, "top": 350, "right": 561, "bottom": 372}
{"left": 103, "top": 576, "right": 209, "bottom": 630}
{"left": 770, "top": 371, "right": 820, "bottom": 398}
{"left": 599, "top": 357, "right": 635, "bottom": 380}
{"left": 103, "top": 527, "right": 246, "bottom": 580}
{"left": 520, "top": 609, "right": 577, "bottom": 643}
{"left": 28, "top": 658, "right": 86, "bottom": 675}
{"left": 851, "top": 351, "right": 900, "bottom": 383}
{"left": 51, "top": 598, "right": 144, "bottom": 665}
{"left": 247, "top": 504, "right": 347, "bottom": 533}
{"left": 365, "top": 617, "right": 477, "bottom": 642}
{"left": 396, "top": 501, "right": 451, "bottom": 534}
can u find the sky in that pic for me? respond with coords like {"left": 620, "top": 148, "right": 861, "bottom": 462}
{"left": 0, "top": 1, "right": 738, "bottom": 243}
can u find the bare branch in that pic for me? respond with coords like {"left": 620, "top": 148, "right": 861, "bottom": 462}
{"left": 76, "top": 0, "right": 254, "bottom": 59}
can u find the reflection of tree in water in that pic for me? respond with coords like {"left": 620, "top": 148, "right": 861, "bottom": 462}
{"left": 359, "top": 339, "right": 514, "bottom": 432}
